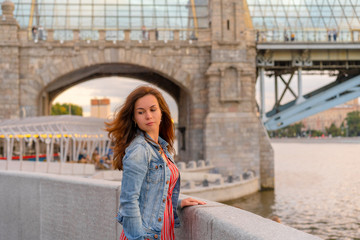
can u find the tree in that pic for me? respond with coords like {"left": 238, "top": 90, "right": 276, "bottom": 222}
{"left": 345, "top": 111, "right": 360, "bottom": 136}
{"left": 292, "top": 122, "right": 304, "bottom": 136}
{"left": 268, "top": 122, "right": 305, "bottom": 138}
{"left": 325, "top": 123, "right": 341, "bottom": 137}
{"left": 308, "top": 129, "right": 323, "bottom": 137}
{"left": 51, "top": 103, "right": 83, "bottom": 116}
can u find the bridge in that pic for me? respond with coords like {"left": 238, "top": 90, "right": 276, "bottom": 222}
{"left": 248, "top": 0, "right": 360, "bottom": 130}
{"left": 1, "top": 1, "right": 358, "bottom": 239}
{"left": 0, "top": 0, "right": 275, "bottom": 190}
{"left": 2, "top": 0, "right": 360, "bottom": 190}
{"left": 257, "top": 42, "right": 360, "bottom": 130}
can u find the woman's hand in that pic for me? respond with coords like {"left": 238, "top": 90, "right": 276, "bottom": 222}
{"left": 180, "top": 197, "right": 206, "bottom": 208}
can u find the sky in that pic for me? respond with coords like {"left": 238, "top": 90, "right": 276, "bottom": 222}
{"left": 53, "top": 73, "right": 337, "bottom": 120}
{"left": 53, "top": 76, "right": 179, "bottom": 120}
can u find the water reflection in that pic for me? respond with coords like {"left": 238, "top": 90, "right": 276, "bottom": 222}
{"left": 223, "top": 190, "right": 275, "bottom": 219}
{"left": 225, "top": 140, "right": 360, "bottom": 240}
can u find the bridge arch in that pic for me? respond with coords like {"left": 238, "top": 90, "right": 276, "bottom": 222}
{"left": 37, "top": 50, "right": 191, "bottom": 102}
{"left": 37, "top": 50, "right": 193, "bottom": 161}
{"left": 37, "top": 50, "right": 192, "bottom": 114}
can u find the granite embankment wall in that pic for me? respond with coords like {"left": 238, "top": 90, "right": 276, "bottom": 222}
{"left": 0, "top": 171, "right": 320, "bottom": 240}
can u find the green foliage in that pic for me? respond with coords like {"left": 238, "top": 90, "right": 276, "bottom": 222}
{"left": 268, "top": 122, "right": 305, "bottom": 138}
{"left": 51, "top": 103, "right": 83, "bottom": 116}
{"left": 308, "top": 129, "right": 323, "bottom": 137}
{"left": 345, "top": 111, "right": 360, "bottom": 136}
{"left": 325, "top": 123, "right": 341, "bottom": 137}
{"left": 269, "top": 110, "right": 360, "bottom": 138}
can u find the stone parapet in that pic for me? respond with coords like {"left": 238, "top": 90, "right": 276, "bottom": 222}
{"left": 0, "top": 171, "right": 321, "bottom": 240}
{"left": 16, "top": 28, "right": 212, "bottom": 46}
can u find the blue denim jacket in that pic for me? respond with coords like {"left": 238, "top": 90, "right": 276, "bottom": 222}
{"left": 116, "top": 131, "right": 181, "bottom": 240}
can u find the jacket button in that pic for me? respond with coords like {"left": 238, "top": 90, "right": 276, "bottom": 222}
{"left": 163, "top": 198, "right": 166, "bottom": 203}
{"left": 155, "top": 165, "right": 158, "bottom": 169}
{"left": 158, "top": 217, "right": 162, "bottom": 222}
{"left": 154, "top": 234, "right": 158, "bottom": 239}
{"left": 166, "top": 180, "right": 169, "bottom": 184}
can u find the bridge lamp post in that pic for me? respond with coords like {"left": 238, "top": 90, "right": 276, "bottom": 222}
{"left": 297, "top": 67, "right": 305, "bottom": 103}
{"left": 259, "top": 67, "right": 266, "bottom": 121}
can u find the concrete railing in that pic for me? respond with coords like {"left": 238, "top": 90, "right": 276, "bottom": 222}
{"left": 0, "top": 171, "right": 320, "bottom": 240}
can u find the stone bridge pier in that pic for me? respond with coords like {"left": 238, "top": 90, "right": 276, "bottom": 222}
{"left": 0, "top": 0, "right": 274, "bottom": 189}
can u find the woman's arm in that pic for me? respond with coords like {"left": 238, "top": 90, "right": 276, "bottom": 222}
{"left": 120, "top": 145, "right": 148, "bottom": 240}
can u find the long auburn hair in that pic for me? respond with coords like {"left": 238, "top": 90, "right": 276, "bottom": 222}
{"left": 106, "top": 85, "right": 175, "bottom": 170}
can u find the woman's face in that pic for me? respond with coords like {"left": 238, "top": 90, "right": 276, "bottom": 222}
{"left": 134, "top": 94, "right": 162, "bottom": 139}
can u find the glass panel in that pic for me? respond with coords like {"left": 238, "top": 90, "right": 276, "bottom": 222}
{"left": 321, "top": 6, "right": 332, "bottom": 17}
{"left": 94, "top": 6, "right": 105, "bottom": 17}
{"left": 53, "top": 4, "right": 66, "bottom": 16}
{"left": 143, "top": 5, "right": 154, "bottom": 17}
{"left": 44, "top": 16, "right": 53, "bottom": 29}
{"left": 80, "top": 5, "right": 92, "bottom": 17}
{"left": 332, "top": 6, "right": 342, "bottom": 16}
{"left": 68, "top": 5, "right": 81, "bottom": 17}
{"left": 68, "top": 17, "right": 79, "bottom": 29}
{"left": 298, "top": 7, "right": 309, "bottom": 17}
{"left": 106, "top": 17, "right": 117, "bottom": 28}
{"left": 106, "top": 5, "right": 117, "bottom": 17}
{"left": 156, "top": 17, "right": 166, "bottom": 28}
{"left": 55, "top": 0, "right": 67, "bottom": 4}
{"left": 286, "top": 6, "right": 297, "bottom": 17}
{"left": 94, "top": 17, "right": 105, "bottom": 29}
{"left": 81, "top": 0, "right": 93, "bottom": 4}
{"left": 79, "top": 17, "right": 92, "bottom": 29}
{"left": 252, "top": 18, "right": 264, "bottom": 29}
{"left": 54, "top": 16, "right": 66, "bottom": 29}
{"left": 118, "top": 17, "right": 130, "bottom": 28}
{"left": 343, "top": 6, "right": 354, "bottom": 15}
{"left": 131, "top": 17, "right": 142, "bottom": 29}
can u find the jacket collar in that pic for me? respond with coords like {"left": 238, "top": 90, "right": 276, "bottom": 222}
{"left": 137, "top": 129, "right": 168, "bottom": 150}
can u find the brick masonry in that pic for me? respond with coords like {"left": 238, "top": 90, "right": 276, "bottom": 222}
{"left": 0, "top": 0, "right": 274, "bottom": 189}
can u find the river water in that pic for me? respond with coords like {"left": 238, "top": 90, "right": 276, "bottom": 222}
{"left": 224, "top": 139, "right": 360, "bottom": 240}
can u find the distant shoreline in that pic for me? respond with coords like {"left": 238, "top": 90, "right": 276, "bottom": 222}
{"left": 270, "top": 137, "right": 360, "bottom": 144}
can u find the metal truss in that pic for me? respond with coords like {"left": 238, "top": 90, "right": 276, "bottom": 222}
{"left": 264, "top": 74, "right": 360, "bottom": 131}
{"left": 274, "top": 72, "right": 297, "bottom": 110}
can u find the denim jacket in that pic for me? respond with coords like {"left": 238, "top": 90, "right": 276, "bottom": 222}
{"left": 116, "top": 131, "right": 181, "bottom": 240}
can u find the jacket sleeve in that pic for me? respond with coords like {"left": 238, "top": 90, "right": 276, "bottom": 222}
{"left": 120, "top": 144, "right": 149, "bottom": 240}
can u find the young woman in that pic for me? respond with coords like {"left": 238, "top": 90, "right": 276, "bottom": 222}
{"left": 106, "top": 86, "right": 205, "bottom": 240}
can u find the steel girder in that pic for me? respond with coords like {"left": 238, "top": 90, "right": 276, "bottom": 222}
{"left": 264, "top": 75, "right": 360, "bottom": 130}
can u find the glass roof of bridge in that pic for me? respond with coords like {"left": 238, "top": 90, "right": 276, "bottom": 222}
{"left": 0, "top": 0, "right": 209, "bottom": 31}
{"left": 247, "top": 0, "right": 360, "bottom": 31}
{"left": 2, "top": 0, "right": 360, "bottom": 41}
{"left": 247, "top": 0, "right": 360, "bottom": 41}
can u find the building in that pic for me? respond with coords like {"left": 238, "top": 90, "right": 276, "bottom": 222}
{"left": 302, "top": 99, "right": 360, "bottom": 131}
{"left": 90, "top": 98, "right": 111, "bottom": 119}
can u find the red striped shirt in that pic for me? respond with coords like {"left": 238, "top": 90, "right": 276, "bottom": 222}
{"left": 120, "top": 153, "right": 179, "bottom": 240}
